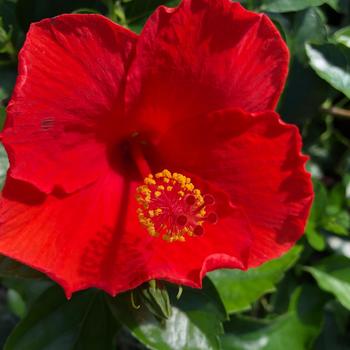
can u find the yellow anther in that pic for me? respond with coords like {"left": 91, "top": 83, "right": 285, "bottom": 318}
{"left": 155, "top": 191, "right": 161, "bottom": 198}
{"left": 154, "top": 208, "right": 162, "bottom": 215}
{"left": 163, "top": 177, "right": 170, "bottom": 183}
{"left": 149, "top": 228, "right": 157, "bottom": 236}
{"left": 142, "top": 189, "right": 151, "bottom": 196}
{"left": 166, "top": 186, "right": 173, "bottom": 191}
{"left": 157, "top": 185, "right": 165, "bottom": 191}
{"left": 185, "top": 183, "right": 194, "bottom": 191}
{"left": 163, "top": 169, "right": 172, "bottom": 178}
{"left": 178, "top": 191, "right": 185, "bottom": 197}
{"left": 137, "top": 185, "right": 148, "bottom": 193}
{"left": 144, "top": 177, "right": 156, "bottom": 185}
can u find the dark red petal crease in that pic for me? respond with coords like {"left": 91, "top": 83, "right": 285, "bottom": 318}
{"left": 0, "top": 174, "right": 252, "bottom": 297}
{"left": 1, "top": 14, "right": 137, "bottom": 194}
{"left": 156, "top": 109, "right": 313, "bottom": 266}
{"left": 126, "top": 0, "right": 289, "bottom": 134}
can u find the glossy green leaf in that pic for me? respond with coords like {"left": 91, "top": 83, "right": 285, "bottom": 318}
{"left": 0, "top": 106, "right": 7, "bottom": 191}
{"left": 260, "top": 0, "right": 328, "bottom": 13}
{"left": 327, "top": 183, "right": 347, "bottom": 215}
{"left": 5, "top": 287, "right": 118, "bottom": 350}
{"left": 0, "top": 65, "right": 16, "bottom": 103}
{"left": 305, "top": 255, "right": 350, "bottom": 310}
{"left": 306, "top": 43, "right": 350, "bottom": 98}
{"left": 0, "top": 143, "right": 8, "bottom": 190}
{"left": 125, "top": 0, "right": 180, "bottom": 33}
{"left": 314, "top": 302, "right": 350, "bottom": 349}
{"left": 0, "top": 256, "right": 43, "bottom": 279}
{"left": 0, "top": 313, "right": 17, "bottom": 350}
{"left": 326, "top": 0, "right": 349, "bottom": 13}
{"left": 278, "top": 60, "right": 330, "bottom": 124}
{"left": 16, "top": 0, "right": 107, "bottom": 31}
{"left": 208, "top": 246, "right": 302, "bottom": 314}
{"left": 6, "top": 290, "right": 26, "bottom": 319}
{"left": 221, "top": 285, "right": 325, "bottom": 350}
{"left": 305, "top": 180, "right": 327, "bottom": 250}
{"left": 334, "top": 26, "right": 350, "bottom": 48}
{"left": 289, "top": 8, "right": 327, "bottom": 62}
{"left": 0, "top": 17, "right": 12, "bottom": 52}
{"left": 0, "top": 105, "right": 5, "bottom": 128}
{"left": 222, "top": 315, "right": 315, "bottom": 350}
{"left": 108, "top": 281, "right": 226, "bottom": 350}
{"left": 124, "top": 0, "right": 179, "bottom": 20}
{"left": 2, "top": 278, "right": 52, "bottom": 309}
{"left": 0, "top": 0, "right": 17, "bottom": 35}
{"left": 306, "top": 181, "right": 350, "bottom": 241}
{"left": 323, "top": 210, "right": 350, "bottom": 235}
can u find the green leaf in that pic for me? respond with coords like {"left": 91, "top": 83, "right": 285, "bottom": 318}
{"left": 289, "top": 8, "right": 327, "bottom": 62}
{"left": 260, "top": 0, "right": 328, "bottom": 13}
{"left": 0, "top": 106, "right": 8, "bottom": 191}
{"left": 0, "top": 17, "right": 11, "bottom": 51}
{"left": 0, "top": 105, "right": 5, "bottom": 129}
{"left": 222, "top": 315, "right": 315, "bottom": 350}
{"left": 5, "top": 287, "right": 119, "bottom": 350}
{"left": 16, "top": 0, "right": 107, "bottom": 31}
{"left": 221, "top": 285, "right": 324, "bottom": 350}
{"left": 0, "top": 313, "right": 17, "bottom": 350}
{"left": 124, "top": 0, "right": 179, "bottom": 20}
{"left": 0, "top": 256, "right": 43, "bottom": 279}
{"left": 6, "top": 290, "right": 26, "bottom": 319}
{"left": 2, "top": 278, "right": 53, "bottom": 308}
{"left": 306, "top": 180, "right": 327, "bottom": 250}
{"left": 0, "top": 143, "right": 8, "bottom": 190}
{"left": 108, "top": 281, "right": 226, "bottom": 350}
{"left": 326, "top": 0, "right": 349, "bottom": 13}
{"left": 0, "top": 65, "right": 16, "bottom": 103}
{"left": 323, "top": 210, "right": 350, "bottom": 236}
{"left": 334, "top": 26, "right": 350, "bottom": 48}
{"left": 70, "top": 8, "right": 101, "bottom": 14}
{"left": 326, "top": 183, "right": 347, "bottom": 215}
{"left": 306, "top": 43, "right": 350, "bottom": 98}
{"left": 125, "top": 0, "right": 180, "bottom": 33}
{"left": 314, "top": 302, "right": 350, "bottom": 349}
{"left": 305, "top": 255, "right": 350, "bottom": 311}
{"left": 279, "top": 60, "right": 330, "bottom": 125}
{"left": 208, "top": 246, "right": 302, "bottom": 314}
{"left": 306, "top": 181, "right": 350, "bottom": 238}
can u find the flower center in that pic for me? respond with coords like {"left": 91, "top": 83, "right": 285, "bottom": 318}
{"left": 136, "top": 169, "right": 218, "bottom": 242}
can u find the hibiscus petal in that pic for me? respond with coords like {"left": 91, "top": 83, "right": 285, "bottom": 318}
{"left": 156, "top": 109, "right": 313, "bottom": 267}
{"left": 0, "top": 172, "right": 252, "bottom": 297}
{"left": 1, "top": 14, "right": 137, "bottom": 193}
{"left": 126, "top": 0, "right": 289, "bottom": 134}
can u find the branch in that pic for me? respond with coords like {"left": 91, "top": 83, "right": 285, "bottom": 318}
{"left": 322, "top": 106, "right": 350, "bottom": 119}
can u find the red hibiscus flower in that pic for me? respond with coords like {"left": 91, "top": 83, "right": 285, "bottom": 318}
{"left": 0, "top": 0, "right": 313, "bottom": 297}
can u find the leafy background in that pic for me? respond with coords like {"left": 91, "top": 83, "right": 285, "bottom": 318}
{"left": 0, "top": 0, "right": 350, "bottom": 349}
